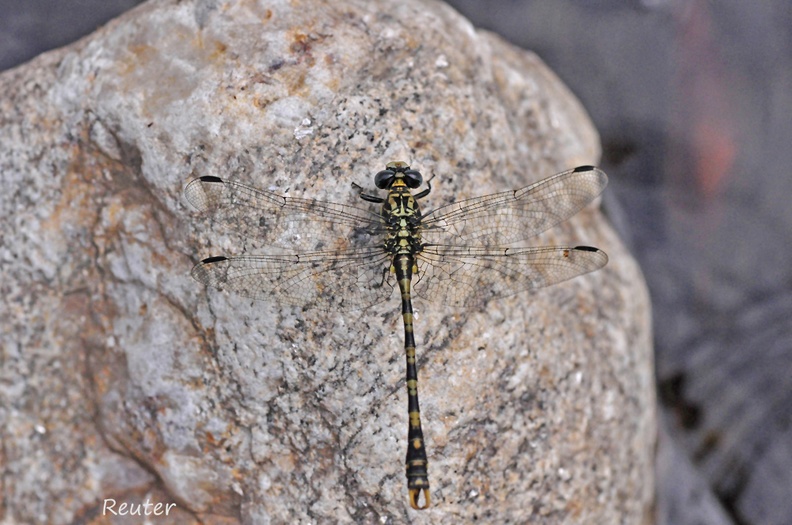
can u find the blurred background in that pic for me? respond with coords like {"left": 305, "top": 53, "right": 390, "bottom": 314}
{"left": 3, "top": 1, "right": 790, "bottom": 524}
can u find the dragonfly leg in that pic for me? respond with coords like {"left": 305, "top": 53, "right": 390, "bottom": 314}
{"left": 414, "top": 175, "right": 434, "bottom": 200}
{"left": 352, "top": 182, "right": 384, "bottom": 203}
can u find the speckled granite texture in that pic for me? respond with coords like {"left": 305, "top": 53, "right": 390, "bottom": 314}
{"left": 0, "top": 0, "right": 654, "bottom": 523}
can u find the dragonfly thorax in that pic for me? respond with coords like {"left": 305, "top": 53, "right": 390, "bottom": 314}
{"left": 382, "top": 182, "right": 423, "bottom": 256}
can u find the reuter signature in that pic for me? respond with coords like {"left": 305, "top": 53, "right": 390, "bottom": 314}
{"left": 103, "top": 498, "right": 176, "bottom": 517}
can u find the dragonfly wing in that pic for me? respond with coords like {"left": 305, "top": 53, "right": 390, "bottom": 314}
{"left": 185, "top": 176, "right": 385, "bottom": 250}
{"left": 421, "top": 166, "right": 607, "bottom": 247}
{"left": 191, "top": 248, "right": 396, "bottom": 311}
{"left": 413, "top": 245, "right": 608, "bottom": 309}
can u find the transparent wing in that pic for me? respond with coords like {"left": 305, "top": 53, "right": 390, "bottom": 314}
{"left": 191, "top": 248, "right": 396, "bottom": 311}
{"left": 185, "top": 176, "right": 385, "bottom": 251}
{"left": 421, "top": 166, "right": 607, "bottom": 247}
{"left": 413, "top": 245, "right": 608, "bottom": 309}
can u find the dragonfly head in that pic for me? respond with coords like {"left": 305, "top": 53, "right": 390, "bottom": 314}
{"left": 376, "top": 161, "right": 423, "bottom": 189}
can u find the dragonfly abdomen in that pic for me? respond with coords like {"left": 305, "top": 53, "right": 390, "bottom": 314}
{"left": 393, "top": 253, "right": 430, "bottom": 510}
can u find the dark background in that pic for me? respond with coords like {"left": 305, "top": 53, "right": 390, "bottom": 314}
{"left": 3, "top": 1, "right": 791, "bottom": 524}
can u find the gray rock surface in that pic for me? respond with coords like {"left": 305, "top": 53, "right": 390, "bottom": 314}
{"left": 0, "top": 0, "right": 655, "bottom": 523}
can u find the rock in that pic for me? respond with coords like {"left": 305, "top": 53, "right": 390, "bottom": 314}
{"left": 0, "top": 0, "right": 655, "bottom": 523}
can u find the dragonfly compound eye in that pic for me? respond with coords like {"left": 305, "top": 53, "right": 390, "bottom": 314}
{"left": 404, "top": 169, "right": 423, "bottom": 189}
{"left": 375, "top": 169, "right": 396, "bottom": 189}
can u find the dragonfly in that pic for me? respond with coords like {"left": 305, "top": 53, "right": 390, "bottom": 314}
{"left": 184, "top": 161, "right": 608, "bottom": 510}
